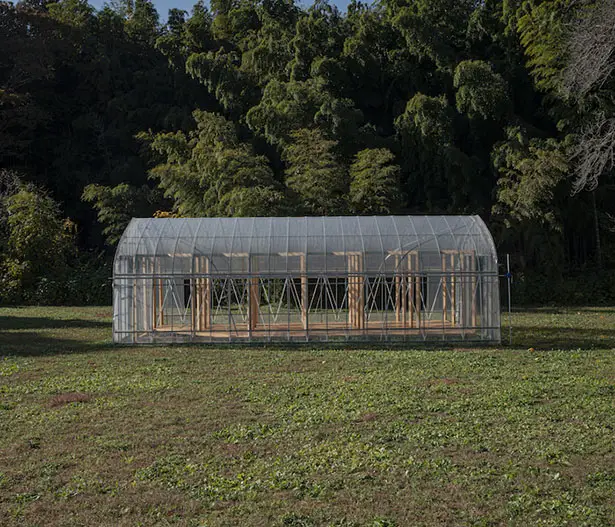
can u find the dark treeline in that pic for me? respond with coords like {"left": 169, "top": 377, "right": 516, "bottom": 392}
{"left": 1, "top": 0, "right": 615, "bottom": 305}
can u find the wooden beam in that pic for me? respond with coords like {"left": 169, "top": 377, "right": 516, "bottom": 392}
{"left": 450, "top": 253, "right": 456, "bottom": 325}
{"left": 471, "top": 251, "right": 477, "bottom": 327}
{"left": 203, "top": 257, "right": 210, "bottom": 330}
{"left": 395, "top": 254, "right": 401, "bottom": 323}
{"left": 247, "top": 257, "right": 259, "bottom": 332}
{"left": 300, "top": 254, "right": 308, "bottom": 330}
{"left": 414, "top": 254, "right": 421, "bottom": 329}
{"left": 142, "top": 256, "right": 147, "bottom": 333}
{"left": 348, "top": 253, "right": 365, "bottom": 331}
{"left": 442, "top": 253, "right": 447, "bottom": 323}
{"left": 152, "top": 258, "right": 157, "bottom": 330}
{"left": 408, "top": 253, "right": 414, "bottom": 329}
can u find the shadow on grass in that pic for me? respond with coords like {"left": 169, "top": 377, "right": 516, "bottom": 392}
{"left": 0, "top": 315, "right": 112, "bottom": 356}
{"left": 0, "top": 331, "right": 113, "bottom": 356}
{"left": 512, "top": 306, "right": 615, "bottom": 315}
{"left": 0, "top": 316, "right": 109, "bottom": 330}
{"left": 510, "top": 325, "right": 615, "bottom": 350}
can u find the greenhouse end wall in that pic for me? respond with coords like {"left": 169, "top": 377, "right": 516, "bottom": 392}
{"left": 113, "top": 216, "right": 500, "bottom": 344}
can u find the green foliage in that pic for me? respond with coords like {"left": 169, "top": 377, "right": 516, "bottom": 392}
{"left": 492, "top": 127, "right": 568, "bottom": 279}
{"left": 391, "top": 0, "right": 476, "bottom": 70}
{"left": 516, "top": 0, "right": 573, "bottom": 95}
{"left": 1, "top": 0, "right": 615, "bottom": 304}
{"left": 493, "top": 126, "right": 567, "bottom": 227}
{"left": 146, "top": 110, "right": 286, "bottom": 217}
{"left": 454, "top": 60, "right": 510, "bottom": 121}
{"left": 187, "top": 49, "right": 259, "bottom": 115}
{"left": 0, "top": 178, "right": 112, "bottom": 305}
{"left": 82, "top": 183, "right": 161, "bottom": 246}
{"left": 284, "top": 128, "right": 347, "bottom": 215}
{"left": 246, "top": 79, "right": 325, "bottom": 148}
{"left": 1, "top": 188, "right": 74, "bottom": 299}
{"left": 349, "top": 148, "right": 401, "bottom": 214}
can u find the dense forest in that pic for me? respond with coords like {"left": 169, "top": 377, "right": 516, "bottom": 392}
{"left": 1, "top": 0, "right": 615, "bottom": 305}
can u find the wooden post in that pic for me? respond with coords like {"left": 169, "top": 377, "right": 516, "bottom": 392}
{"left": 459, "top": 253, "right": 466, "bottom": 329}
{"left": 348, "top": 254, "right": 354, "bottom": 328}
{"left": 132, "top": 255, "right": 137, "bottom": 337}
{"left": 152, "top": 258, "right": 157, "bottom": 330}
{"left": 442, "top": 253, "right": 448, "bottom": 323}
{"left": 141, "top": 257, "right": 148, "bottom": 333}
{"left": 401, "top": 270, "right": 407, "bottom": 328}
{"left": 248, "top": 257, "right": 259, "bottom": 332}
{"left": 450, "top": 252, "right": 457, "bottom": 325}
{"left": 395, "top": 254, "right": 401, "bottom": 323}
{"left": 300, "top": 254, "right": 308, "bottom": 330}
{"left": 471, "top": 251, "right": 477, "bottom": 327}
{"left": 414, "top": 254, "right": 421, "bottom": 329}
{"left": 407, "top": 253, "right": 414, "bottom": 329}
{"left": 195, "top": 256, "right": 200, "bottom": 332}
{"left": 191, "top": 272, "right": 196, "bottom": 335}
{"left": 347, "top": 253, "right": 364, "bottom": 331}
{"left": 157, "top": 256, "right": 164, "bottom": 328}
{"left": 203, "top": 257, "right": 210, "bottom": 330}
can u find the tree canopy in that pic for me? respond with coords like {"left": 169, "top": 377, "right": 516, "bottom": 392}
{"left": 2, "top": 0, "right": 615, "bottom": 304}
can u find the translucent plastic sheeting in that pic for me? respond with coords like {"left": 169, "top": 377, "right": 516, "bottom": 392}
{"left": 113, "top": 216, "right": 500, "bottom": 344}
{"left": 114, "top": 216, "right": 496, "bottom": 276}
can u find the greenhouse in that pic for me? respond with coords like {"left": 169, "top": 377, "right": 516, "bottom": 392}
{"left": 113, "top": 216, "right": 500, "bottom": 344}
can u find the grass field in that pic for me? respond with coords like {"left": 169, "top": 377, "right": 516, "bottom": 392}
{"left": 1, "top": 306, "right": 614, "bottom": 526}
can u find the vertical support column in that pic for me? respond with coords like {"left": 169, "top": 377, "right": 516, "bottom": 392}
{"left": 132, "top": 255, "right": 137, "bottom": 339}
{"left": 194, "top": 256, "right": 211, "bottom": 332}
{"left": 471, "top": 251, "right": 477, "bottom": 327}
{"left": 191, "top": 268, "right": 196, "bottom": 336}
{"left": 141, "top": 256, "right": 148, "bottom": 333}
{"left": 203, "top": 257, "right": 210, "bottom": 331}
{"left": 152, "top": 258, "right": 157, "bottom": 330}
{"left": 155, "top": 257, "right": 164, "bottom": 329}
{"left": 413, "top": 253, "right": 421, "bottom": 330}
{"left": 300, "top": 254, "right": 308, "bottom": 331}
{"left": 459, "top": 252, "right": 466, "bottom": 329}
{"left": 450, "top": 253, "right": 456, "bottom": 325}
{"left": 347, "top": 253, "right": 365, "bottom": 331}
{"left": 348, "top": 254, "right": 354, "bottom": 329}
{"left": 442, "top": 253, "right": 448, "bottom": 323}
{"left": 395, "top": 254, "right": 401, "bottom": 323}
{"left": 407, "top": 253, "right": 414, "bottom": 329}
{"left": 248, "top": 256, "right": 259, "bottom": 332}
{"left": 401, "top": 269, "right": 407, "bottom": 327}
{"left": 194, "top": 256, "right": 201, "bottom": 331}
{"left": 358, "top": 256, "right": 364, "bottom": 331}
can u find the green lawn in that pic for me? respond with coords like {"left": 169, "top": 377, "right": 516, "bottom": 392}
{"left": 0, "top": 307, "right": 614, "bottom": 526}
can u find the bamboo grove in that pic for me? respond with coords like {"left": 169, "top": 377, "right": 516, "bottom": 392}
{"left": 1, "top": 0, "right": 615, "bottom": 304}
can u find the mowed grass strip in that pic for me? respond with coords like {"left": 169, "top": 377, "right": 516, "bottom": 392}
{"left": 0, "top": 306, "right": 614, "bottom": 526}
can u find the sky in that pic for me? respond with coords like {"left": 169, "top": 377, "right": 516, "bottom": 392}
{"left": 88, "top": 0, "right": 352, "bottom": 21}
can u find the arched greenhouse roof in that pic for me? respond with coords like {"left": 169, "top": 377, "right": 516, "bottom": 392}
{"left": 114, "top": 215, "right": 497, "bottom": 275}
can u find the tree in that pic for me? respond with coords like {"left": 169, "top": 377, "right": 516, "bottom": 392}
{"left": 349, "top": 148, "right": 401, "bottom": 214}
{"left": 391, "top": 0, "right": 477, "bottom": 70}
{"left": 145, "top": 110, "right": 287, "bottom": 217}
{"left": 82, "top": 183, "right": 161, "bottom": 245}
{"left": 561, "top": 0, "right": 615, "bottom": 194}
{"left": 492, "top": 126, "right": 568, "bottom": 276}
{"left": 0, "top": 178, "right": 76, "bottom": 302}
{"left": 283, "top": 128, "right": 347, "bottom": 214}
{"left": 454, "top": 60, "right": 510, "bottom": 121}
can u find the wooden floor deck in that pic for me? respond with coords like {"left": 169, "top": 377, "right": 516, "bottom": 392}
{"left": 143, "top": 319, "right": 479, "bottom": 341}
